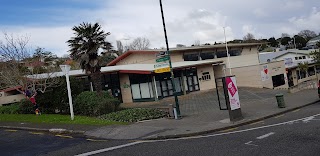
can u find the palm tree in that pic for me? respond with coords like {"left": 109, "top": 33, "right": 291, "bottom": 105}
{"left": 67, "top": 22, "right": 112, "bottom": 94}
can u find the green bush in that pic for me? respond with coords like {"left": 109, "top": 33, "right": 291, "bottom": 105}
{"left": 99, "top": 108, "right": 166, "bottom": 122}
{"left": 36, "top": 77, "right": 84, "bottom": 114}
{"left": 0, "top": 104, "right": 20, "bottom": 114}
{"left": 74, "top": 91, "right": 120, "bottom": 116}
{"left": 17, "top": 99, "right": 35, "bottom": 114}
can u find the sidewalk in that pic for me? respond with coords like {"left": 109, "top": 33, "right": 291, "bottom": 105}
{"left": 0, "top": 88, "right": 319, "bottom": 140}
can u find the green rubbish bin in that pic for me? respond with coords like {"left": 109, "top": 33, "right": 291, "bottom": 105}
{"left": 276, "top": 94, "right": 285, "bottom": 108}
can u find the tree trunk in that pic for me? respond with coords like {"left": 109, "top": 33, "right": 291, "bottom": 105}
{"left": 91, "top": 71, "right": 102, "bottom": 96}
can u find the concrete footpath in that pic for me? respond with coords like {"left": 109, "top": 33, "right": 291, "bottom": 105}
{"left": 0, "top": 88, "right": 319, "bottom": 140}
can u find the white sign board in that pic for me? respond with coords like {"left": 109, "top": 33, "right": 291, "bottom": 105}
{"left": 225, "top": 77, "right": 241, "bottom": 110}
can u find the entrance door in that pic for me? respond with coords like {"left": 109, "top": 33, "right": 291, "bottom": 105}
{"left": 185, "top": 68, "right": 200, "bottom": 92}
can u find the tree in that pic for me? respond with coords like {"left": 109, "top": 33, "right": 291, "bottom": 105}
{"left": 310, "top": 42, "right": 320, "bottom": 81}
{"left": 297, "top": 62, "right": 309, "bottom": 78}
{"left": 293, "top": 35, "right": 307, "bottom": 49}
{"left": 116, "top": 40, "right": 124, "bottom": 54}
{"left": 310, "top": 42, "right": 320, "bottom": 66}
{"left": 298, "top": 30, "right": 317, "bottom": 41}
{"left": 281, "top": 37, "right": 291, "bottom": 46}
{"left": 281, "top": 33, "right": 290, "bottom": 38}
{"left": 243, "top": 33, "right": 255, "bottom": 42}
{"left": 66, "top": 22, "right": 112, "bottom": 94}
{"left": 0, "top": 33, "right": 60, "bottom": 93}
{"left": 128, "top": 37, "right": 150, "bottom": 50}
{"left": 268, "top": 37, "right": 278, "bottom": 47}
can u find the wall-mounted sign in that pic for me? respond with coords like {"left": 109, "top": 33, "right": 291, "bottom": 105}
{"left": 261, "top": 64, "right": 269, "bottom": 81}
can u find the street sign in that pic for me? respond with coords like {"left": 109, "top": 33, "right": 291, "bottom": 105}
{"left": 156, "top": 55, "right": 170, "bottom": 62}
{"left": 154, "top": 67, "right": 170, "bottom": 73}
{"left": 154, "top": 62, "right": 170, "bottom": 68}
{"left": 156, "top": 51, "right": 168, "bottom": 58}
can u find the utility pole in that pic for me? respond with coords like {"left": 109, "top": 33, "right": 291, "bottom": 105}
{"left": 224, "top": 27, "right": 232, "bottom": 75}
{"left": 159, "top": 0, "right": 181, "bottom": 117}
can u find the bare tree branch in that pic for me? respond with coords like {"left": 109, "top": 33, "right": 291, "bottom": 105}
{"left": 128, "top": 37, "right": 150, "bottom": 50}
{"left": 0, "top": 33, "right": 61, "bottom": 93}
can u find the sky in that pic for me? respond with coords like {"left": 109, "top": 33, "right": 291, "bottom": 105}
{"left": 0, "top": 0, "right": 320, "bottom": 56}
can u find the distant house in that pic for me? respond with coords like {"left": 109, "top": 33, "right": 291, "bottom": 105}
{"left": 259, "top": 49, "right": 318, "bottom": 87}
{"left": 0, "top": 87, "right": 25, "bottom": 106}
{"left": 306, "top": 36, "right": 320, "bottom": 48}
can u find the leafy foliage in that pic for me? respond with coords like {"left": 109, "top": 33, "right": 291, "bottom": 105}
{"left": 0, "top": 104, "right": 20, "bottom": 114}
{"left": 36, "top": 77, "right": 85, "bottom": 114}
{"left": 99, "top": 108, "right": 166, "bottom": 122}
{"left": 67, "top": 22, "right": 112, "bottom": 94}
{"left": 17, "top": 99, "right": 35, "bottom": 114}
{"left": 74, "top": 91, "right": 120, "bottom": 116}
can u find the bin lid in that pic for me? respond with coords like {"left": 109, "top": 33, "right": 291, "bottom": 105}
{"left": 276, "top": 94, "right": 283, "bottom": 96}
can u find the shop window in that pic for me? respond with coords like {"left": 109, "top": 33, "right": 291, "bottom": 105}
{"left": 183, "top": 53, "right": 199, "bottom": 61}
{"left": 200, "top": 52, "right": 215, "bottom": 60}
{"left": 216, "top": 51, "right": 227, "bottom": 58}
{"left": 272, "top": 74, "right": 285, "bottom": 88}
{"left": 308, "top": 67, "right": 315, "bottom": 76}
{"left": 229, "top": 49, "right": 242, "bottom": 56}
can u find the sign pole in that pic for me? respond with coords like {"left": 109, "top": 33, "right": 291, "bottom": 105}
{"left": 159, "top": 0, "right": 181, "bottom": 117}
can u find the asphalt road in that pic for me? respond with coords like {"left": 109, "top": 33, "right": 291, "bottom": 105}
{"left": 1, "top": 103, "right": 320, "bottom": 156}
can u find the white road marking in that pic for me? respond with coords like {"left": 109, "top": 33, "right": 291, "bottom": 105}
{"left": 245, "top": 141, "right": 258, "bottom": 146}
{"left": 75, "top": 142, "right": 142, "bottom": 156}
{"left": 76, "top": 113, "right": 320, "bottom": 156}
{"left": 302, "top": 116, "right": 315, "bottom": 123}
{"left": 256, "top": 132, "right": 275, "bottom": 139}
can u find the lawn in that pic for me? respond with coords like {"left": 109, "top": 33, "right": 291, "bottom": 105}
{"left": 0, "top": 114, "right": 127, "bottom": 125}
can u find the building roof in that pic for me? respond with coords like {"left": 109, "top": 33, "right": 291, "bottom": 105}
{"left": 259, "top": 49, "right": 313, "bottom": 63}
{"left": 307, "top": 36, "right": 320, "bottom": 46}
{"left": 108, "top": 42, "right": 264, "bottom": 66}
{"left": 25, "top": 59, "right": 224, "bottom": 80}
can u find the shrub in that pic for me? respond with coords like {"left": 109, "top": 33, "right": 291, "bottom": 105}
{"left": 99, "top": 108, "right": 166, "bottom": 122}
{"left": 74, "top": 91, "right": 120, "bottom": 116}
{"left": 17, "top": 99, "right": 34, "bottom": 114}
{"left": 0, "top": 104, "right": 20, "bottom": 114}
{"left": 36, "top": 77, "right": 84, "bottom": 114}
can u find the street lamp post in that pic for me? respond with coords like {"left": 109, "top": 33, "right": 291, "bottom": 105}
{"left": 223, "top": 27, "right": 232, "bottom": 75}
{"left": 159, "top": 0, "right": 181, "bottom": 117}
{"left": 60, "top": 65, "right": 74, "bottom": 120}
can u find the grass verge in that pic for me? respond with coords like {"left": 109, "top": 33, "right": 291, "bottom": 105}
{"left": 0, "top": 114, "right": 127, "bottom": 126}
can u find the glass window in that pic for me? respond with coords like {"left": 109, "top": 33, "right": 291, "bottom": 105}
{"left": 272, "top": 74, "right": 285, "bottom": 87}
{"left": 131, "top": 84, "right": 141, "bottom": 99}
{"left": 200, "top": 52, "right": 215, "bottom": 60}
{"left": 140, "top": 83, "right": 151, "bottom": 98}
{"left": 184, "top": 53, "right": 199, "bottom": 61}
{"left": 174, "top": 77, "right": 182, "bottom": 93}
{"left": 229, "top": 50, "right": 242, "bottom": 56}
{"left": 216, "top": 51, "right": 227, "bottom": 58}
{"left": 149, "top": 82, "right": 154, "bottom": 98}
{"left": 156, "top": 81, "right": 162, "bottom": 97}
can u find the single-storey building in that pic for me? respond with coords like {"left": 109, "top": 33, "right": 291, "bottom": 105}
{"left": 1, "top": 43, "right": 290, "bottom": 105}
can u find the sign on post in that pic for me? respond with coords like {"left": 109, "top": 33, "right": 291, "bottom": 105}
{"left": 154, "top": 51, "right": 170, "bottom": 73}
{"left": 225, "top": 77, "right": 240, "bottom": 110}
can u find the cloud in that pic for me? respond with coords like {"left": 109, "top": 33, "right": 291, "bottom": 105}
{"left": 284, "top": 1, "right": 304, "bottom": 10}
{"left": 1, "top": 0, "right": 320, "bottom": 56}
{"left": 253, "top": 8, "right": 268, "bottom": 17}
{"left": 0, "top": 26, "right": 73, "bottom": 56}
{"left": 289, "top": 7, "right": 320, "bottom": 32}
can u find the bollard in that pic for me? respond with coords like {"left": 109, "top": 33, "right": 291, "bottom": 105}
{"left": 173, "top": 108, "right": 178, "bottom": 119}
